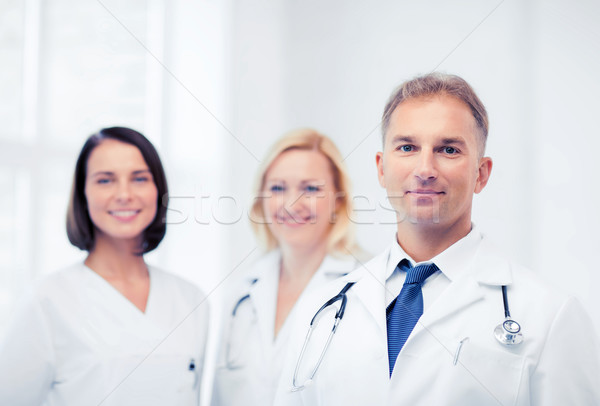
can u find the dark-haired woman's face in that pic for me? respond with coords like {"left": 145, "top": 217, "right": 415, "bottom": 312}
{"left": 84, "top": 139, "right": 158, "bottom": 245}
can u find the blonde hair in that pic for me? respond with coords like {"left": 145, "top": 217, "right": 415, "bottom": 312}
{"left": 249, "top": 128, "right": 361, "bottom": 257}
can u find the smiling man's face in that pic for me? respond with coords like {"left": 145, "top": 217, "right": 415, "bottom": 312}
{"left": 376, "top": 93, "right": 491, "bottom": 232}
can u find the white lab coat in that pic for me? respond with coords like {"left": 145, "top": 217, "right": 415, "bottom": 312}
{"left": 211, "top": 251, "right": 360, "bottom": 406}
{"left": 274, "top": 235, "right": 600, "bottom": 406}
{"left": 0, "top": 263, "right": 209, "bottom": 406}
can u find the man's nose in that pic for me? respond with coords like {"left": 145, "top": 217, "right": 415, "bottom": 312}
{"left": 413, "top": 151, "right": 438, "bottom": 181}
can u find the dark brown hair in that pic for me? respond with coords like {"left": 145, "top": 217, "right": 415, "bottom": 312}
{"left": 66, "top": 127, "right": 168, "bottom": 254}
{"left": 382, "top": 72, "right": 489, "bottom": 157}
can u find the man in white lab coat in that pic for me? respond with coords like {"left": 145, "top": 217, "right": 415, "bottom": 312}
{"left": 274, "top": 73, "right": 600, "bottom": 406}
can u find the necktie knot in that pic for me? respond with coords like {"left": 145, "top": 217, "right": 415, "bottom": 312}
{"left": 400, "top": 260, "right": 439, "bottom": 285}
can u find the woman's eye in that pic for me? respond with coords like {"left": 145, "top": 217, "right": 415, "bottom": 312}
{"left": 133, "top": 176, "right": 150, "bottom": 183}
{"left": 96, "top": 178, "right": 111, "bottom": 184}
{"left": 270, "top": 185, "right": 284, "bottom": 192}
{"left": 305, "top": 185, "right": 320, "bottom": 193}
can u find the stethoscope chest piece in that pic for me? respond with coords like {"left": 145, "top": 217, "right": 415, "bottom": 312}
{"left": 494, "top": 285, "right": 523, "bottom": 346}
{"left": 494, "top": 318, "right": 523, "bottom": 345}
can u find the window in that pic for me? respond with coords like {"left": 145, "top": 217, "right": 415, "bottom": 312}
{"left": 0, "top": 1, "right": 230, "bottom": 343}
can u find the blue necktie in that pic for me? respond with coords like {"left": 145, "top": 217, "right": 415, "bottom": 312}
{"left": 387, "top": 259, "right": 439, "bottom": 375}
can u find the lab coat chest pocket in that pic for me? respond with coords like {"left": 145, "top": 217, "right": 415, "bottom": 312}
{"left": 444, "top": 339, "right": 524, "bottom": 406}
{"left": 393, "top": 336, "right": 524, "bottom": 406}
{"left": 213, "top": 361, "right": 262, "bottom": 405}
{"left": 112, "top": 354, "right": 199, "bottom": 405}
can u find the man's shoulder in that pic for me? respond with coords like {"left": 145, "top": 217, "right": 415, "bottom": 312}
{"left": 347, "top": 244, "right": 393, "bottom": 280}
{"left": 474, "top": 236, "right": 576, "bottom": 317}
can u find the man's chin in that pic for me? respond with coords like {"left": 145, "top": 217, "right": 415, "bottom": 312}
{"left": 407, "top": 217, "right": 441, "bottom": 225}
{"left": 404, "top": 207, "right": 442, "bottom": 225}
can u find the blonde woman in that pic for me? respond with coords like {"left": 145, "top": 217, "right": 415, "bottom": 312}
{"left": 212, "top": 129, "right": 367, "bottom": 405}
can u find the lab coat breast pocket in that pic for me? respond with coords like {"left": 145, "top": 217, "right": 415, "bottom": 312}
{"left": 108, "top": 354, "right": 199, "bottom": 406}
{"left": 212, "top": 364, "right": 261, "bottom": 405}
{"left": 451, "top": 340, "right": 524, "bottom": 405}
{"left": 398, "top": 338, "right": 525, "bottom": 406}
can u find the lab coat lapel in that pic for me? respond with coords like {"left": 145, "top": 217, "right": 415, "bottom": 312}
{"left": 409, "top": 237, "right": 513, "bottom": 343}
{"left": 350, "top": 247, "right": 390, "bottom": 337}
{"left": 470, "top": 237, "right": 514, "bottom": 287}
{"left": 247, "top": 252, "right": 357, "bottom": 348}
{"left": 82, "top": 265, "right": 148, "bottom": 317}
{"left": 416, "top": 276, "right": 484, "bottom": 330}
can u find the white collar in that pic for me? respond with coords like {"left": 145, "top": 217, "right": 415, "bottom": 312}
{"left": 385, "top": 224, "right": 483, "bottom": 282}
{"left": 245, "top": 250, "right": 357, "bottom": 291}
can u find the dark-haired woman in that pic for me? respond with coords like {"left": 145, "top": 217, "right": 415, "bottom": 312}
{"left": 0, "top": 127, "right": 208, "bottom": 406}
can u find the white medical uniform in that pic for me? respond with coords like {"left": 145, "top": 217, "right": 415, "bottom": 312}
{"left": 0, "top": 263, "right": 209, "bottom": 406}
{"left": 274, "top": 230, "right": 600, "bottom": 406}
{"left": 211, "top": 250, "right": 359, "bottom": 406}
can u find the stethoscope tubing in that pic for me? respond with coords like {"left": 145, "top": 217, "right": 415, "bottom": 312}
{"left": 227, "top": 279, "right": 523, "bottom": 390}
{"left": 290, "top": 283, "right": 523, "bottom": 390}
{"left": 502, "top": 285, "right": 510, "bottom": 318}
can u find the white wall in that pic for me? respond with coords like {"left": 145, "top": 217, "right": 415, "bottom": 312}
{"left": 530, "top": 0, "right": 600, "bottom": 328}
{"left": 228, "top": 0, "right": 600, "bottom": 332}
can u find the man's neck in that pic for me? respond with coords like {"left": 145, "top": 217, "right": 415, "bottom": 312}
{"left": 396, "top": 220, "right": 472, "bottom": 263}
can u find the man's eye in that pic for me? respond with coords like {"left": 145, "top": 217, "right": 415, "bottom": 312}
{"left": 400, "top": 145, "right": 413, "bottom": 152}
{"left": 444, "top": 147, "right": 457, "bottom": 154}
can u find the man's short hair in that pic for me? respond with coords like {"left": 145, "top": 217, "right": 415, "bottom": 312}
{"left": 381, "top": 73, "right": 489, "bottom": 157}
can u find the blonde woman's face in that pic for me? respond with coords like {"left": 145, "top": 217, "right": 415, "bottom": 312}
{"left": 262, "top": 149, "right": 339, "bottom": 251}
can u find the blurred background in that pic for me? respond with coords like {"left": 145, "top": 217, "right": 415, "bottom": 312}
{"left": 1, "top": 0, "right": 599, "bottom": 403}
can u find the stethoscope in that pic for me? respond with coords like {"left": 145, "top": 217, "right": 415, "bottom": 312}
{"left": 493, "top": 285, "right": 523, "bottom": 345}
{"left": 291, "top": 281, "right": 355, "bottom": 391}
{"left": 224, "top": 266, "right": 355, "bottom": 370}
{"left": 224, "top": 280, "right": 257, "bottom": 370}
{"left": 291, "top": 282, "right": 523, "bottom": 391}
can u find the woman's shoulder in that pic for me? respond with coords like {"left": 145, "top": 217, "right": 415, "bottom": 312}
{"left": 32, "top": 262, "right": 88, "bottom": 293}
{"left": 235, "top": 249, "right": 281, "bottom": 290}
{"left": 148, "top": 266, "right": 206, "bottom": 300}
{"left": 246, "top": 250, "right": 281, "bottom": 274}
{"left": 220, "top": 251, "right": 279, "bottom": 307}
{"left": 8, "top": 263, "right": 89, "bottom": 313}
{"left": 322, "top": 251, "right": 369, "bottom": 274}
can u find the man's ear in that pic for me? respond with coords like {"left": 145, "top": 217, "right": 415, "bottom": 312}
{"left": 474, "top": 157, "right": 492, "bottom": 194}
{"left": 376, "top": 152, "right": 386, "bottom": 188}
